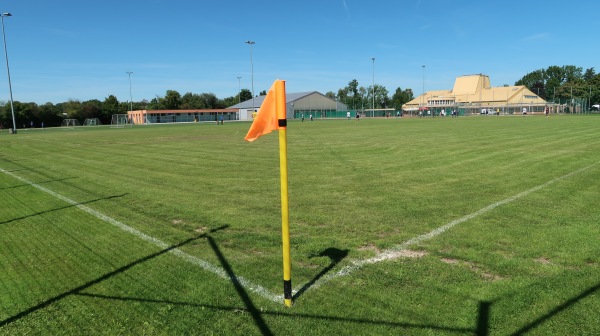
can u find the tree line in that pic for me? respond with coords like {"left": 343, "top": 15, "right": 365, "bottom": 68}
{"left": 1, "top": 64, "right": 598, "bottom": 128}
{"left": 515, "top": 65, "right": 599, "bottom": 105}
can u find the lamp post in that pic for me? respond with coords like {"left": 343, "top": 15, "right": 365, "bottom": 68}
{"left": 422, "top": 65, "right": 425, "bottom": 110}
{"left": 245, "top": 41, "right": 255, "bottom": 112}
{"left": 371, "top": 57, "right": 375, "bottom": 117}
{"left": 1, "top": 13, "right": 16, "bottom": 134}
{"left": 126, "top": 71, "right": 133, "bottom": 111}
{"left": 237, "top": 76, "right": 242, "bottom": 103}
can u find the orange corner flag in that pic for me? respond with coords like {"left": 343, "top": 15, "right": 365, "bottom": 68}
{"left": 245, "top": 80, "right": 286, "bottom": 142}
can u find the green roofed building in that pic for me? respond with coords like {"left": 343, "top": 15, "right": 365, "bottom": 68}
{"left": 230, "top": 91, "right": 348, "bottom": 120}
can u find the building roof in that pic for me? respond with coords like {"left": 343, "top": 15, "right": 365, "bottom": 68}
{"left": 229, "top": 91, "right": 323, "bottom": 109}
{"left": 403, "top": 74, "right": 545, "bottom": 109}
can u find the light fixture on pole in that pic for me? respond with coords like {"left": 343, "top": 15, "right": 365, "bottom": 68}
{"left": 237, "top": 76, "right": 242, "bottom": 103}
{"left": 371, "top": 57, "right": 375, "bottom": 117}
{"left": 422, "top": 65, "right": 425, "bottom": 109}
{"left": 1, "top": 13, "right": 16, "bottom": 134}
{"left": 245, "top": 41, "right": 255, "bottom": 112}
{"left": 126, "top": 71, "right": 133, "bottom": 113}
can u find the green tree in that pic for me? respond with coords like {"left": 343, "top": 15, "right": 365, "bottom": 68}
{"left": 162, "top": 90, "right": 182, "bottom": 109}
{"left": 391, "top": 87, "right": 412, "bottom": 110}
{"left": 240, "top": 89, "right": 252, "bottom": 102}
{"left": 82, "top": 99, "right": 102, "bottom": 121}
{"left": 102, "top": 95, "right": 121, "bottom": 121}
{"left": 181, "top": 92, "right": 205, "bottom": 109}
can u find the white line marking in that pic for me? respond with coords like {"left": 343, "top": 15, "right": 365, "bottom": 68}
{"left": 0, "top": 167, "right": 280, "bottom": 303}
{"left": 303, "top": 161, "right": 599, "bottom": 291}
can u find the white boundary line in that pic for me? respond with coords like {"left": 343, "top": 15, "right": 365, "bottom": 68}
{"left": 0, "top": 167, "right": 280, "bottom": 303}
{"left": 2, "top": 161, "right": 597, "bottom": 303}
{"left": 301, "top": 161, "right": 599, "bottom": 292}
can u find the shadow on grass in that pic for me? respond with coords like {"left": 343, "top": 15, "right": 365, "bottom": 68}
{"left": 73, "top": 292, "right": 475, "bottom": 334}
{"left": 474, "top": 280, "right": 600, "bottom": 336}
{"left": 510, "top": 281, "right": 600, "bottom": 335}
{"left": 206, "top": 235, "right": 274, "bottom": 335}
{"left": 0, "top": 177, "right": 77, "bottom": 191}
{"left": 0, "top": 193, "right": 128, "bottom": 226}
{"left": 293, "top": 247, "right": 349, "bottom": 301}
{"left": 0, "top": 225, "right": 228, "bottom": 328}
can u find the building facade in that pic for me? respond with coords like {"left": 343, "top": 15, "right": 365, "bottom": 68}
{"left": 230, "top": 91, "right": 348, "bottom": 120}
{"left": 403, "top": 74, "right": 552, "bottom": 116}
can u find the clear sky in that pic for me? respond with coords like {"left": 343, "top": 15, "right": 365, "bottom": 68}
{"left": 1, "top": 0, "right": 598, "bottom": 105}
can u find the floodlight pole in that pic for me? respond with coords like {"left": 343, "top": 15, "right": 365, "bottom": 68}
{"left": 237, "top": 76, "right": 242, "bottom": 104}
{"left": 1, "top": 13, "right": 16, "bottom": 134}
{"left": 245, "top": 41, "right": 255, "bottom": 112}
{"left": 371, "top": 57, "right": 375, "bottom": 118}
{"left": 422, "top": 65, "right": 425, "bottom": 109}
{"left": 126, "top": 71, "right": 133, "bottom": 113}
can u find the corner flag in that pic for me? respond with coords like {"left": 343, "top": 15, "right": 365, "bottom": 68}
{"left": 245, "top": 80, "right": 285, "bottom": 142}
{"left": 245, "top": 79, "right": 293, "bottom": 307}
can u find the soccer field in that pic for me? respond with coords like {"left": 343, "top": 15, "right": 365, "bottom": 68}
{"left": 1, "top": 116, "right": 599, "bottom": 335}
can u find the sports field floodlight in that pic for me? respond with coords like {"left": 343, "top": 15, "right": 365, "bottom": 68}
{"left": 371, "top": 57, "right": 375, "bottom": 117}
{"left": 126, "top": 71, "right": 133, "bottom": 113}
{"left": 1, "top": 12, "right": 16, "bottom": 134}
{"left": 422, "top": 65, "right": 425, "bottom": 108}
{"left": 245, "top": 41, "right": 255, "bottom": 112}
{"left": 237, "top": 76, "right": 242, "bottom": 103}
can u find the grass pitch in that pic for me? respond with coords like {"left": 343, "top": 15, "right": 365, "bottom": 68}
{"left": 1, "top": 115, "right": 599, "bottom": 335}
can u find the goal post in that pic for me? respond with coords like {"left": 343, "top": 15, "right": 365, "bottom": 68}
{"left": 110, "top": 114, "right": 133, "bottom": 128}
{"left": 61, "top": 119, "right": 81, "bottom": 127}
{"left": 83, "top": 118, "right": 102, "bottom": 126}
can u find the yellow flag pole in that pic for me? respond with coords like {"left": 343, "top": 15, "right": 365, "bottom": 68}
{"left": 275, "top": 80, "right": 292, "bottom": 307}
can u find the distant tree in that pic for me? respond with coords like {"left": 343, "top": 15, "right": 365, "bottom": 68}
{"left": 82, "top": 99, "right": 102, "bottom": 121}
{"left": 220, "top": 95, "right": 238, "bottom": 108}
{"left": 181, "top": 92, "right": 205, "bottom": 109}
{"left": 366, "top": 84, "right": 389, "bottom": 109}
{"left": 325, "top": 91, "right": 335, "bottom": 99}
{"left": 240, "top": 89, "right": 252, "bottom": 102}
{"left": 200, "top": 93, "right": 219, "bottom": 109}
{"left": 59, "top": 100, "right": 83, "bottom": 121}
{"left": 259, "top": 90, "right": 267, "bottom": 96}
{"left": 102, "top": 95, "right": 121, "bottom": 120}
{"left": 162, "top": 90, "right": 182, "bottom": 109}
{"left": 391, "top": 87, "right": 412, "bottom": 110}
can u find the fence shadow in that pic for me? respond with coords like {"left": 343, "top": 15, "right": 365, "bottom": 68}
{"left": 0, "top": 193, "right": 128, "bottom": 226}
{"left": 510, "top": 281, "right": 600, "bottom": 335}
{"left": 0, "top": 225, "right": 228, "bottom": 328}
{"left": 0, "top": 177, "right": 77, "bottom": 191}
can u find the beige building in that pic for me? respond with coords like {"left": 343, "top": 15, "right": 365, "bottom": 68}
{"left": 403, "top": 74, "right": 552, "bottom": 116}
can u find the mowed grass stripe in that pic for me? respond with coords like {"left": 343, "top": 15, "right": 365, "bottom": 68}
{"left": 0, "top": 167, "right": 281, "bottom": 305}
{"left": 1, "top": 116, "right": 600, "bottom": 335}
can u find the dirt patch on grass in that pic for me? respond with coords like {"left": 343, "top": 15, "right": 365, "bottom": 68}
{"left": 441, "top": 258, "right": 459, "bottom": 264}
{"left": 441, "top": 257, "right": 503, "bottom": 281}
{"left": 172, "top": 219, "right": 183, "bottom": 225}
{"left": 534, "top": 257, "right": 552, "bottom": 264}
{"left": 395, "top": 250, "right": 428, "bottom": 258}
{"left": 194, "top": 226, "right": 208, "bottom": 233}
{"left": 358, "top": 244, "right": 381, "bottom": 254}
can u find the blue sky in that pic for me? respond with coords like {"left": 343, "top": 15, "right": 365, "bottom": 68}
{"left": 1, "top": 0, "right": 598, "bottom": 104}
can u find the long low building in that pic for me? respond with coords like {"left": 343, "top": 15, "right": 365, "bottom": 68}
{"left": 230, "top": 91, "right": 348, "bottom": 120}
{"left": 403, "top": 74, "right": 552, "bottom": 116}
{"left": 128, "top": 109, "right": 238, "bottom": 124}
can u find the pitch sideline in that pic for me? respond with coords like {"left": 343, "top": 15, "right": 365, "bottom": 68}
{"left": 0, "top": 167, "right": 281, "bottom": 303}
{"left": 300, "top": 161, "right": 599, "bottom": 293}
{"left": 2, "top": 161, "right": 597, "bottom": 304}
